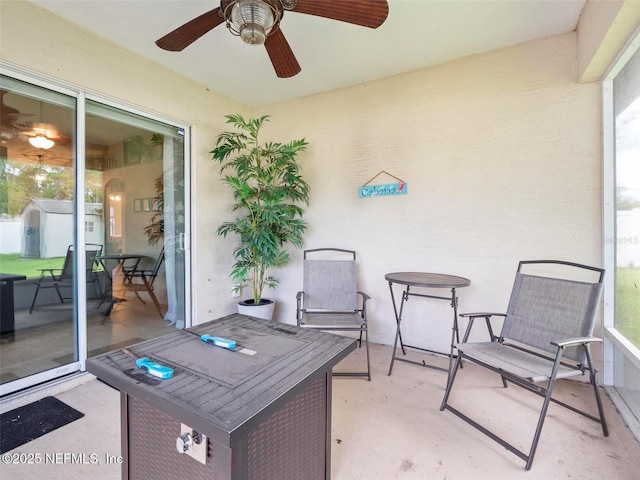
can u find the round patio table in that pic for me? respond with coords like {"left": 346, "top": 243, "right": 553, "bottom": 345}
{"left": 385, "top": 272, "right": 471, "bottom": 376}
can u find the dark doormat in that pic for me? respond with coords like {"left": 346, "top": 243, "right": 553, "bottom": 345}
{"left": 1, "top": 396, "right": 84, "bottom": 454}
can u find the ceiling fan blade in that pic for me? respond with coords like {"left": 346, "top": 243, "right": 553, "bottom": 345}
{"left": 264, "top": 29, "right": 301, "bottom": 78}
{"left": 291, "top": 0, "right": 389, "bottom": 29}
{"left": 156, "top": 7, "right": 224, "bottom": 51}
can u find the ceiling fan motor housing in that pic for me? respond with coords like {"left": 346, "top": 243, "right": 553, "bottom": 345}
{"left": 224, "top": 0, "right": 283, "bottom": 45}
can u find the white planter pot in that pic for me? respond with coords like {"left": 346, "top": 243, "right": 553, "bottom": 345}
{"left": 237, "top": 299, "right": 275, "bottom": 321}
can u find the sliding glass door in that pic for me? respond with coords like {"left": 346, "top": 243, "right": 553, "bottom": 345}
{"left": 0, "top": 77, "right": 79, "bottom": 391}
{"left": 0, "top": 73, "right": 190, "bottom": 395}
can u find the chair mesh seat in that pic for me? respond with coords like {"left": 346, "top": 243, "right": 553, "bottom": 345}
{"left": 300, "top": 312, "right": 365, "bottom": 330}
{"left": 458, "top": 341, "right": 584, "bottom": 382}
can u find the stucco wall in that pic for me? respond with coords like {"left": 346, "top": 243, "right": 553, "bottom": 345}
{"left": 256, "top": 33, "right": 603, "bottom": 348}
{"left": 2, "top": 2, "right": 604, "bottom": 351}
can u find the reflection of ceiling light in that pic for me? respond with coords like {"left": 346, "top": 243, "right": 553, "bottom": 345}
{"left": 29, "top": 134, "right": 55, "bottom": 150}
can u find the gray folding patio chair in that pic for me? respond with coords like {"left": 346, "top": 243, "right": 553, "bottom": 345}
{"left": 296, "top": 248, "right": 371, "bottom": 380}
{"left": 440, "top": 260, "right": 608, "bottom": 470}
{"left": 29, "top": 243, "right": 103, "bottom": 313}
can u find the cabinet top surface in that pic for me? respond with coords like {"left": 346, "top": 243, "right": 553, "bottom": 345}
{"left": 87, "top": 313, "right": 355, "bottom": 441}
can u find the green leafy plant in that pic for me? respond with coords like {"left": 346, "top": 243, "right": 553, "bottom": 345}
{"left": 143, "top": 175, "right": 164, "bottom": 246}
{"left": 211, "top": 113, "right": 310, "bottom": 306}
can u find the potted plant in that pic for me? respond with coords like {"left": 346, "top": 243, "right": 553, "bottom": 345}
{"left": 211, "top": 113, "right": 310, "bottom": 320}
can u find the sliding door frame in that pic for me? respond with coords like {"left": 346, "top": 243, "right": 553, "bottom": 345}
{"left": 0, "top": 63, "right": 192, "bottom": 395}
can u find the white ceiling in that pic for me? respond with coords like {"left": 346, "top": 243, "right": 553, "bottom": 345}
{"left": 29, "top": 0, "right": 586, "bottom": 107}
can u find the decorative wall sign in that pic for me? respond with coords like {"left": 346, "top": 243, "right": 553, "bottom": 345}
{"left": 359, "top": 171, "right": 408, "bottom": 198}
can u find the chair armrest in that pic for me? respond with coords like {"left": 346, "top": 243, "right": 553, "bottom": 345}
{"left": 357, "top": 291, "right": 371, "bottom": 300}
{"left": 552, "top": 337, "right": 602, "bottom": 348}
{"left": 36, "top": 268, "right": 61, "bottom": 280}
{"left": 356, "top": 292, "right": 370, "bottom": 321}
{"left": 460, "top": 312, "right": 506, "bottom": 318}
{"left": 459, "top": 312, "right": 505, "bottom": 342}
{"left": 296, "top": 291, "right": 304, "bottom": 324}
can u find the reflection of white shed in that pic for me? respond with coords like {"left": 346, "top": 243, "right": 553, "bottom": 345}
{"left": 20, "top": 199, "right": 104, "bottom": 258}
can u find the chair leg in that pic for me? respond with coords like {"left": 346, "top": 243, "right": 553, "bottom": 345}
{"left": 484, "top": 316, "right": 497, "bottom": 340}
{"left": 134, "top": 291, "right": 147, "bottom": 304}
{"left": 146, "top": 287, "right": 164, "bottom": 319}
{"left": 440, "top": 354, "right": 463, "bottom": 411}
{"left": 524, "top": 349, "right": 568, "bottom": 470}
{"left": 29, "top": 285, "right": 41, "bottom": 313}
{"left": 91, "top": 279, "right": 101, "bottom": 299}
{"left": 364, "top": 327, "right": 371, "bottom": 381}
{"left": 525, "top": 384, "right": 555, "bottom": 470}
{"left": 53, "top": 284, "right": 64, "bottom": 304}
{"left": 585, "top": 346, "right": 609, "bottom": 436}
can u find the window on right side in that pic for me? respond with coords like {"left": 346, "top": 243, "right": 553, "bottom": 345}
{"left": 604, "top": 35, "right": 640, "bottom": 440}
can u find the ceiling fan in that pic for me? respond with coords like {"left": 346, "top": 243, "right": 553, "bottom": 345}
{"left": 23, "top": 122, "right": 70, "bottom": 149}
{"left": 1, "top": 92, "right": 70, "bottom": 149}
{"left": 0, "top": 90, "right": 32, "bottom": 143}
{"left": 22, "top": 101, "right": 73, "bottom": 149}
{"left": 22, "top": 151, "right": 73, "bottom": 168}
{"left": 156, "top": 0, "right": 389, "bottom": 78}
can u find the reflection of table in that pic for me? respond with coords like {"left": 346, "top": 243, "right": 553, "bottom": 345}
{"left": 87, "top": 313, "right": 356, "bottom": 480}
{"left": 386, "top": 272, "right": 471, "bottom": 376}
{"left": 1, "top": 273, "right": 27, "bottom": 335}
{"left": 97, "top": 254, "right": 144, "bottom": 314}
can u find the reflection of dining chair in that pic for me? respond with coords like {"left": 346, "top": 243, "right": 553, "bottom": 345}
{"left": 118, "top": 248, "right": 165, "bottom": 318}
{"left": 96, "top": 255, "right": 142, "bottom": 309}
{"left": 29, "top": 243, "right": 103, "bottom": 313}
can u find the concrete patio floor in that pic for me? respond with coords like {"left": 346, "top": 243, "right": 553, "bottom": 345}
{"left": 1, "top": 342, "right": 638, "bottom": 479}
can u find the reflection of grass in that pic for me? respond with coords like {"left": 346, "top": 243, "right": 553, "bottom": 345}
{"left": 0, "top": 254, "right": 64, "bottom": 279}
{"left": 0, "top": 253, "right": 105, "bottom": 279}
{"left": 616, "top": 267, "right": 640, "bottom": 348}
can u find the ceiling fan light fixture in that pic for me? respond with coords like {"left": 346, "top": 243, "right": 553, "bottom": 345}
{"left": 226, "top": 0, "right": 280, "bottom": 46}
{"left": 29, "top": 134, "right": 55, "bottom": 150}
